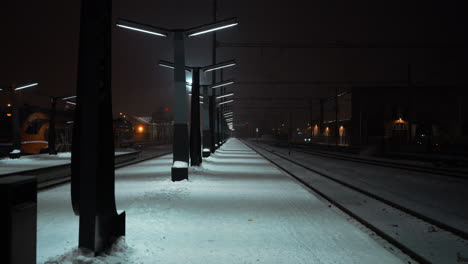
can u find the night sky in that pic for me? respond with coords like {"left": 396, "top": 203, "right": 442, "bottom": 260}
{"left": 1, "top": 0, "right": 466, "bottom": 127}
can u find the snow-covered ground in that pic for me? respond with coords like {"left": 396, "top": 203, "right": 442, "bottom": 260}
{"left": 250, "top": 141, "right": 468, "bottom": 237}
{"left": 0, "top": 151, "right": 133, "bottom": 175}
{"left": 247, "top": 141, "right": 468, "bottom": 263}
{"left": 37, "top": 139, "right": 405, "bottom": 264}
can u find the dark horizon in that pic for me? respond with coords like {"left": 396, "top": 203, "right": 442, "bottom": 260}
{"left": 1, "top": 0, "right": 467, "bottom": 125}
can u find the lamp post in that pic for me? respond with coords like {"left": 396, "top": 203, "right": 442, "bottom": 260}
{"left": 209, "top": 80, "right": 235, "bottom": 151}
{"left": 216, "top": 93, "right": 234, "bottom": 144}
{"left": 158, "top": 60, "right": 236, "bottom": 163}
{"left": 117, "top": 17, "right": 238, "bottom": 181}
{"left": 48, "top": 95, "right": 76, "bottom": 155}
{"left": 218, "top": 100, "right": 234, "bottom": 144}
{"left": 0, "top": 82, "right": 39, "bottom": 158}
{"left": 71, "top": 0, "right": 125, "bottom": 254}
{"left": 201, "top": 62, "right": 236, "bottom": 157}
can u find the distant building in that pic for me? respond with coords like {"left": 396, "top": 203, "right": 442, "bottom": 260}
{"left": 114, "top": 108, "right": 173, "bottom": 147}
{"left": 307, "top": 86, "right": 468, "bottom": 154}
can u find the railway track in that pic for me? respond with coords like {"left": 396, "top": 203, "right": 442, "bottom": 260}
{"left": 262, "top": 141, "right": 468, "bottom": 180}
{"left": 245, "top": 140, "right": 468, "bottom": 264}
{"left": 38, "top": 150, "right": 173, "bottom": 191}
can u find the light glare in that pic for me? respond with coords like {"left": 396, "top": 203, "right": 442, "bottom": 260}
{"left": 159, "top": 63, "right": 175, "bottom": 69}
{"left": 205, "top": 63, "right": 236, "bottom": 72}
{"left": 211, "top": 81, "right": 234, "bottom": 89}
{"left": 218, "top": 99, "right": 234, "bottom": 106}
{"left": 216, "top": 93, "right": 234, "bottom": 100}
{"left": 188, "top": 23, "right": 238, "bottom": 37}
{"left": 14, "top": 82, "right": 38, "bottom": 91}
{"left": 117, "top": 24, "right": 167, "bottom": 37}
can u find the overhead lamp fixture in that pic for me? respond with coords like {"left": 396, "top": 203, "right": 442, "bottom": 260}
{"left": 188, "top": 94, "right": 204, "bottom": 99}
{"left": 218, "top": 99, "right": 234, "bottom": 106}
{"left": 66, "top": 101, "right": 76, "bottom": 105}
{"left": 62, "top": 95, "right": 77, "bottom": 100}
{"left": 209, "top": 80, "right": 235, "bottom": 89}
{"left": 158, "top": 60, "right": 192, "bottom": 72}
{"left": 186, "top": 18, "right": 238, "bottom": 37}
{"left": 202, "top": 60, "right": 236, "bottom": 73}
{"left": 14, "top": 82, "right": 39, "bottom": 91}
{"left": 116, "top": 19, "right": 169, "bottom": 37}
{"left": 216, "top": 93, "right": 234, "bottom": 100}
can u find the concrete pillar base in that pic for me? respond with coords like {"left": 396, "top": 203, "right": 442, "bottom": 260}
{"left": 171, "top": 167, "right": 188, "bottom": 182}
{"left": 202, "top": 149, "right": 211, "bottom": 158}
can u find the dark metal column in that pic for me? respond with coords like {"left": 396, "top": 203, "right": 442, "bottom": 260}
{"left": 9, "top": 90, "right": 21, "bottom": 154}
{"left": 202, "top": 86, "right": 212, "bottom": 157}
{"left": 211, "top": 0, "right": 217, "bottom": 152}
{"left": 71, "top": 0, "right": 125, "bottom": 254}
{"left": 48, "top": 97, "right": 57, "bottom": 155}
{"left": 190, "top": 68, "right": 202, "bottom": 166}
{"left": 215, "top": 106, "right": 221, "bottom": 148}
{"left": 220, "top": 70, "right": 224, "bottom": 144}
{"left": 209, "top": 95, "right": 216, "bottom": 153}
{"left": 172, "top": 31, "right": 189, "bottom": 181}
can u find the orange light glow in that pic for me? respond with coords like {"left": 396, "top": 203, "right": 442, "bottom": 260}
{"left": 7, "top": 104, "right": 11, "bottom": 107}
{"left": 137, "top": 126, "right": 144, "bottom": 133}
{"left": 6, "top": 113, "right": 12, "bottom": 117}
{"left": 395, "top": 117, "right": 405, "bottom": 123}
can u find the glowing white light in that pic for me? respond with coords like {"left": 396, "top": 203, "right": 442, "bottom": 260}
{"left": 205, "top": 63, "right": 236, "bottom": 72}
{"left": 216, "top": 93, "right": 234, "bottom": 100}
{"left": 62, "top": 95, "right": 76, "bottom": 100}
{"left": 188, "top": 94, "right": 204, "bottom": 99}
{"left": 223, "top": 112, "right": 233, "bottom": 116}
{"left": 66, "top": 101, "right": 76, "bottom": 105}
{"left": 117, "top": 24, "right": 167, "bottom": 37}
{"left": 159, "top": 63, "right": 175, "bottom": 69}
{"left": 218, "top": 99, "right": 234, "bottom": 106}
{"left": 188, "top": 23, "right": 238, "bottom": 37}
{"left": 14, "top": 82, "right": 38, "bottom": 91}
{"left": 211, "top": 81, "right": 234, "bottom": 89}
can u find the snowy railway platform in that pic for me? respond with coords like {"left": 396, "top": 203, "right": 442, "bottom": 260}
{"left": 0, "top": 151, "right": 139, "bottom": 189}
{"left": 38, "top": 139, "right": 410, "bottom": 264}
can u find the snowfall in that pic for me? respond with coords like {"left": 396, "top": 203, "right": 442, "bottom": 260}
{"left": 37, "top": 139, "right": 405, "bottom": 264}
